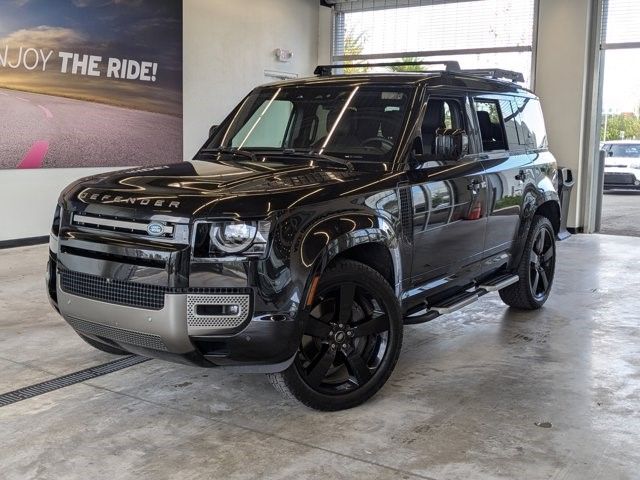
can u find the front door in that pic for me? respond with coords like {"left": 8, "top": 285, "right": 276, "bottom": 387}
{"left": 409, "top": 96, "right": 488, "bottom": 287}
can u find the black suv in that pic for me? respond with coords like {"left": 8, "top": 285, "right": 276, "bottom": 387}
{"left": 47, "top": 62, "right": 560, "bottom": 410}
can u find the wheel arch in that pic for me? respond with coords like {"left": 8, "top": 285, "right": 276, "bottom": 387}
{"left": 298, "top": 213, "right": 402, "bottom": 307}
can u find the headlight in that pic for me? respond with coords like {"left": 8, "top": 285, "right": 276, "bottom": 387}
{"left": 193, "top": 220, "right": 271, "bottom": 258}
{"left": 51, "top": 205, "right": 62, "bottom": 236}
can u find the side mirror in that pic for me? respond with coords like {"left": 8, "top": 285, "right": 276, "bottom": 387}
{"left": 209, "top": 124, "right": 219, "bottom": 137}
{"left": 434, "top": 128, "right": 469, "bottom": 160}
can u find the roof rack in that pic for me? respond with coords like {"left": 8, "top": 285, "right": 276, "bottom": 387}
{"left": 314, "top": 61, "right": 524, "bottom": 83}
{"left": 458, "top": 68, "right": 525, "bottom": 83}
{"left": 314, "top": 60, "right": 461, "bottom": 76}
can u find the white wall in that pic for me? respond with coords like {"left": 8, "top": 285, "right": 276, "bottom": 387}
{"left": 183, "top": 0, "right": 320, "bottom": 160}
{"left": 0, "top": 0, "right": 320, "bottom": 242}
{"left": 534, "top": 0, "right": 598, "bottom": 230}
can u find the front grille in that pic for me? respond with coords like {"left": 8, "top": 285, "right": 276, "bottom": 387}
{"left": 72, "top": 212, "right": 174, "bottom": 238}
{"left": 605, "top": 172, "right": 636, "bottom": 185}
{"left": 67, "top": 316, "right": 168, "bottom": 351}
{"left": 60, "top": 268, "right": 166, "bottom": 310}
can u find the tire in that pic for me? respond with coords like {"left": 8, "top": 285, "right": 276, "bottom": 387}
{"left": 499, "top": 215, "right": 556, "bottom": 310}
{"left": 78, "top": 333, "right": 130, "bottom": 355}
{"left": 267, "top": 259, "right": 403, "bottom": 411}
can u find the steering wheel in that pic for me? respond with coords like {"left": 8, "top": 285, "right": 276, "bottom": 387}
{"left": 361, "top": 136, "right": 394, "bottom": 151}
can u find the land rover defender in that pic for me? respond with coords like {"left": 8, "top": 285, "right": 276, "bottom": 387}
{"left": 47, "top": 62, "right": 561, "bottom": 410}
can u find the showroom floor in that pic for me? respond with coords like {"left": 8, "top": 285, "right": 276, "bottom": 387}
{"left": 1, "top": 235, "right": 639, "bottom": 480}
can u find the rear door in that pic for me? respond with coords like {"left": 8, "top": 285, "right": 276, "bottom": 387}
{"left": 472, "top": 95, "right": 532, "bottom": 268}
{"left": 409, "top": 95, "right": 488, "bottom": 287}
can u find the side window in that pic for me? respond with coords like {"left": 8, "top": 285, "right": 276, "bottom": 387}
{"left": 514, "top": 97, "right": 548, "bottom": 150}
{"left": 421, "top": 98, "right": 463, "bottom": 154}
{"left": 474, "top": 99, "right": 506, "bottom": 152}
{"left": 231, "top": 99, "right": 294, "bottom": 148}
{"left": 499, "top": 97, "right": 523, "bottom": 152}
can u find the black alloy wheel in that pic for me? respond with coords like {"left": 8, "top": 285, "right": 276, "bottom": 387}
{"left": 529, "top": 226, "right": 555, "bottom": 301}
{"left": 268, "top": 259, "right": 403, "bottom": 410}
{"left": 499, "top": 215, "right": 556, "bottom": 310}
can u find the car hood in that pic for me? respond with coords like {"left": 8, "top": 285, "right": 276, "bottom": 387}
{"left": 61, "top": 159, "right": 387, "bottom": 220}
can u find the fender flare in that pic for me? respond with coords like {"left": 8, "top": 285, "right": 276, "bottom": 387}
{"left": 296, "top": 213, "right": 402, "bottom": 306}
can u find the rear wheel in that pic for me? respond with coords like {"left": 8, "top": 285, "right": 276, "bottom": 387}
{"left": 268, "top": 259, "right": 403, "bottom": 411}
{"left": 499, "top": 215, "right": 556, "bottom": 310}
{"left": 78, "top": 333, "right": 130, "bottom": 355}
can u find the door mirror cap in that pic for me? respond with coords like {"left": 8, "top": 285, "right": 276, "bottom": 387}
{"left": 209, "top": 124, "right": 220, "bottom": 137}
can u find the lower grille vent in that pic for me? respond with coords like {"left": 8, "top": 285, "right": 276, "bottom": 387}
{"left": 67, "top": 316, "right": 168, "bottom": 351}
{"left": 60, "top": 268, "right": 166, "bottom": 310}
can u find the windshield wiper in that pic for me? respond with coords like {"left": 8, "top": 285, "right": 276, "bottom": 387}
{"left": 277, "top": 148, "right": 354, "bottom": 171}
{"left": 200, "top": 147, "right": 258, "bottom": 162}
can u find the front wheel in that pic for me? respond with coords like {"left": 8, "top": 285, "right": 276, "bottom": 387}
{"left": 499, "top": 215, "right": 556, "bottom": 310}
{"left": 267, "top": 259, "right": 403, "bottom": 411}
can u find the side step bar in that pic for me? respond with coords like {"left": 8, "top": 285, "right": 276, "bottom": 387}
{"left": 478, "top": 274, "right": 519, "bottom": 292}
{"left": 404, "top": 274, "right": 519, "bottom": 325}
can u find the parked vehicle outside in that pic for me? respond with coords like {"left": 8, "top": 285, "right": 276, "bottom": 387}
{"left": 602, "top": 140, "right": 640, "bottom": 190}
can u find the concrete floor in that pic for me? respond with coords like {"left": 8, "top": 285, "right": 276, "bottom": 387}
{"left": 601, "top": 191, "right": 640, "bottom": 237}
{"left": 1, "top": 236, "right": 639, "bottom": 480}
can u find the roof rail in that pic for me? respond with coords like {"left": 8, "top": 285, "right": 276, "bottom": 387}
{"left": 314, "top": 60, "right": 461, "bottom": 76}
{"left": 314, "top": 61, "right": 525, "bottom": 83}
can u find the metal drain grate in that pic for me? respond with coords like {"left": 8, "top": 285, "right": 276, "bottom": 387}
{"left": 0, "top": 355, "right": 150, "bottom": 408}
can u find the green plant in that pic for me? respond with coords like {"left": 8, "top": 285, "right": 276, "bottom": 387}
{"left": 343, "top": 31, "right": 369, "bottom": 74}
{"left": 387, "top": 57, "right": 426, "bottom": 72}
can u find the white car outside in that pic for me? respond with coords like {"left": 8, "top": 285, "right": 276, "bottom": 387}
{"left": 602, "top": 141, "right": 640, "bottom": 190}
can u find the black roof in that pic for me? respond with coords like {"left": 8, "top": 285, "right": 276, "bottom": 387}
{"left": 265, "top": 72, "right": 535, "bottom": 97}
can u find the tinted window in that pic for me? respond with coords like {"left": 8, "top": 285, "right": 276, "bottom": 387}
{"left": 499, "top": 97, "right": 522, "bottom": 151}
{"left": 514, "top": 97, "right": 547, "bottom": 149}
{"left": 475, "top": 99, "right": 506, "bottom": 151}
{"left": 607, "top": 144, "right": 640, "bottom": 158}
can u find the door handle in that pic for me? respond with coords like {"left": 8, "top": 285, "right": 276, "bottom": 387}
{"left": 467, "top": 179, "right": 487, "bottom": 192}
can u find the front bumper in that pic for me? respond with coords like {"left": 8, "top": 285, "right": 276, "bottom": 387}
{"left": 48, "top": 254, "right": 301, "bottom": 373}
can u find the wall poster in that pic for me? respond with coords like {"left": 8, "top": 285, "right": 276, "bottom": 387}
{"left": 0, "top": 0, "right": 183, "bottom": 169}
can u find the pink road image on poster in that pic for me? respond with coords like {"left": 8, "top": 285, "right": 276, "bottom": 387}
{"left": 18, "top": 140, "right": 49, "bottom": 169}
{"left": 0, "top": 0, "right": 183, "bottom": 170}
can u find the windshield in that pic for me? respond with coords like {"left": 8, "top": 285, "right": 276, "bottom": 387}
{"left": 203, "top": 85, "right": 411, "bottom": 163}
{"left": 608, "top": 144, "right": 640, "bottom": 158}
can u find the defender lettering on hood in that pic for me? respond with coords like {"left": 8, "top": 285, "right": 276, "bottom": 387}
{"left": 77, "top": 192, "right": 181, "bottom": 208}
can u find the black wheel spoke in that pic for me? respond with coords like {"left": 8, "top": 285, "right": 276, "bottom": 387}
{"left": 542, "top": 246, "right": 554, "bottom": 263}
{"left": 345, "top": 352, "right": 372, "bottom": 385}
{"left": 303, "top": 313, "right": 333, "bottom": 339}
{"left": 530, "top": 250, "right": 540, "bottom": 265}
{"left": 352, "top": 312, "right": 389, "bottom": 337}
{"left": 305, "top": 345, "right": 337, "bottom": 388}
{"left": 539, "top": 269, "right": 549, "bottom": 291}
{"left": 535, "top": 230, "right": 545, "bottom": 254}
{"left": 531, "top": 268, "right": 540, "bottom": 293}
{"left": 338, "top": 284, "right": 356, "bottom": 324}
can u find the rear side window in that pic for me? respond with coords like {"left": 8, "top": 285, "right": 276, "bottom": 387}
{"left": 474, "top": 99, "right": 506, "bottom": 151}
{"left": 514, "top": 97, "right": 548, "bottom": 150}
{"left": 499, "top": 97, "right": 523, "bottom": 152}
